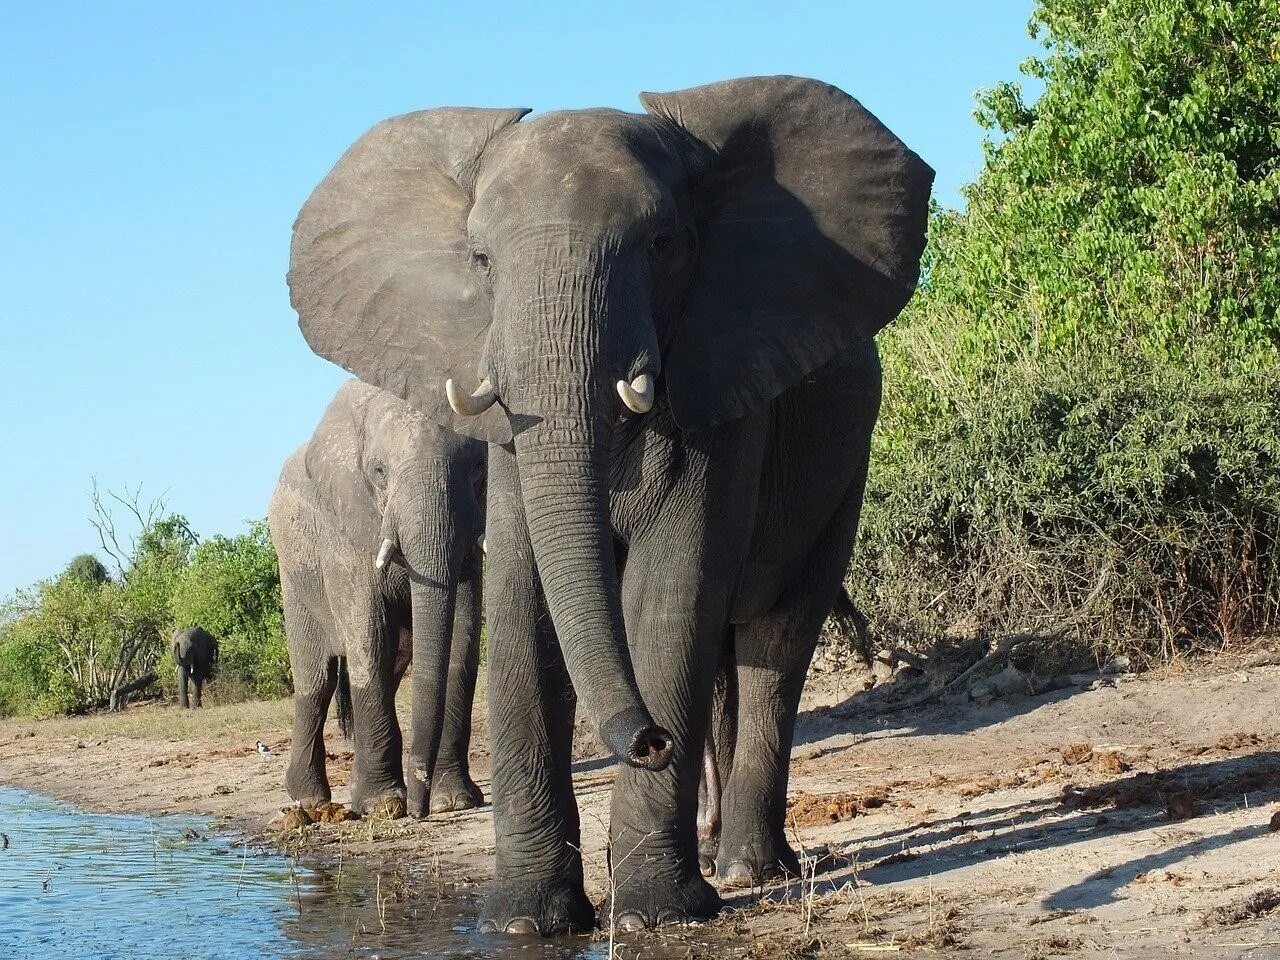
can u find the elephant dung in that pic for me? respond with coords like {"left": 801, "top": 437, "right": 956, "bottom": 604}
{"left": 365, "top": 795, "right": 408, "bottom": 821}
{"left": 277, "top": 806, "right": 315, "bottom": 830}
{"left": 309, "top": 801, "right": 358, "bottom": 824}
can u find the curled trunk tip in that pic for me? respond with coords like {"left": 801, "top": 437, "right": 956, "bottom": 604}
{"left": 600, "top": 705, "right": 674, "bottom": 772}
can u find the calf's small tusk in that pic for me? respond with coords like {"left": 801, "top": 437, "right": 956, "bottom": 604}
{"left": 374, "top": 538, "right": 396, "bottom": 571}
{"left": 446, "top": 378, "right": 498, "bottom": 417}
{"left": 617, "top": 373, "right": 654, "bottom": 414}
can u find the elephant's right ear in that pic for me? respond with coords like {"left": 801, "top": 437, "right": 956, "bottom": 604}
{"left": 289, "top": 107, "right": 530, "bottom": 444}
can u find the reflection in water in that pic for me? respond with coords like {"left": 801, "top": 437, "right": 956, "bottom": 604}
{"left": 0, "top": 787, "right": 703, "bottom": 959}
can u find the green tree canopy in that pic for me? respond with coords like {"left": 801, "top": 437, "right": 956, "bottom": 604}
{"left": 62, "top": 553, "right": 110, "bottom": 586}
{"left": 857, "top": 0, "right": 1280, "bottom": 653}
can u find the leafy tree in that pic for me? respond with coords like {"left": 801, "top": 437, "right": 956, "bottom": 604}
{"left": 62, "top": 553, "right": 110, "bottom": 586}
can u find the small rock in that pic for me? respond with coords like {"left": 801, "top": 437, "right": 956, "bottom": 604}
{"left": 1165, "top": 790, "right": 1200, "bottom": 822}
{"left": 1101, "top": 655, "right": 1131, "bottom": 675}
{"left": 970, "top": 664, "right": 1036, "bottom": 702}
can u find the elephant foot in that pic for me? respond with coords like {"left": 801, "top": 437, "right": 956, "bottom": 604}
{"left": 284, "top": 766, "right": 331, "bottom": 810}
{"left": 429, "top": 769, "right": 484, "bottom": 814}
{"left": 715, "top": 832, "right": 801, "bottom": 888}
{"left": 350, "top": 784, "right": 407, "bottom": 820}
{"left": 478, "top": 874, "right": 595, "bottom": 936}
{"left": 599, "top": 862, "right": 722, "bottom": 931}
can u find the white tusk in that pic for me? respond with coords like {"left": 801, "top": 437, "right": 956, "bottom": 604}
{"left": 374, "top": 538, "right": 396, "bottom": 571}
{"left": 479, "top": 536, "right": 487, "bottom": 555}
{"left": 616, "top": 373, "right": 654, "bottom": 414}
{"left": 446, "top": 378, "right": 497, "bottom": 417}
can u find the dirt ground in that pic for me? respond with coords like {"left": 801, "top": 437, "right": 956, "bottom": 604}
{"left": 2, "top": 653, "right": 1279, "bottom": 958}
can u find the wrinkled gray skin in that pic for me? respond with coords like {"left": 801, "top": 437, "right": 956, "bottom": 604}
{"left": 267, "top": 380, "right": 486, "bottom": 817}
{"left": 289, "top": 76, "right": 932, "bottom": 933}
{"left": 172, "top": 626, "right": 217, "bottom": 709}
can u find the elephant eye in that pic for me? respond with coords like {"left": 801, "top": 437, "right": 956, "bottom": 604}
{"left": 471, "top": 250, "right": 492, "bottom": 274}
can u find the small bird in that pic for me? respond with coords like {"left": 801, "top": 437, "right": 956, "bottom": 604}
{"left": 256, "top": 741, "right": 273, "bottom": 759}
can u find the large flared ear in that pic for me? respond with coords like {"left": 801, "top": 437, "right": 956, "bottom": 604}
{"left": 289, "top": 107, "right": 530, "bottom": 444}
{"left": 641, "top": 76, "right": 933, "bottom": 431}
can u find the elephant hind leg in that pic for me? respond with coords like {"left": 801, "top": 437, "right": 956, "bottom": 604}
{"left": 177, "top": 665, "right": 190, "bottom": 709}
{"left": 716, "top": 487, "right": 867, "bottom": 886}
{"left": 697, "top": 631, "right": 736, "bottom": 875}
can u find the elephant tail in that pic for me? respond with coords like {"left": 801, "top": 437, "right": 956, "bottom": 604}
{"left": 830, "top": 586, "right": 873, "bottom": 669}
{"left": 335, "top": 657, "right": 354, "bottom": 740}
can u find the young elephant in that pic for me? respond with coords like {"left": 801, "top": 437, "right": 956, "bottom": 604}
{"left": 268, "top": 380, "right": 486, "bottom": 817}
{"left": 172, "top": 626, "right": 217, "bottom": 708}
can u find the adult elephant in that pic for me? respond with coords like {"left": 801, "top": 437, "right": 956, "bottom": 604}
{"left": 288, "top": 76, "right": 932, "bottom": 932}
{"left": 172, "top": 626, "right": 217, "bottom": 709}
{"left": 268, "top": 380, "right": 486, "bottom": 818}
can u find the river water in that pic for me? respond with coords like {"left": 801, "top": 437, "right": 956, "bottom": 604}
{"left": 0, "top": 786, "right": 700, "bottom": 960}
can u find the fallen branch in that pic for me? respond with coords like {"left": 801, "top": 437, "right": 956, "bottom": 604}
{"left": 106, "top": 671, "right": 157, "bottom": 711}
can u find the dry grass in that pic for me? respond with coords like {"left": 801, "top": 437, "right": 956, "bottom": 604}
{"left": 0, "top": 697, "right": 293, "bottom": 743}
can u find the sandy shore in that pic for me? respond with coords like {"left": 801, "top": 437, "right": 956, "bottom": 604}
{"left": 3, "top": 656, "right": 1279, "bottom": 957}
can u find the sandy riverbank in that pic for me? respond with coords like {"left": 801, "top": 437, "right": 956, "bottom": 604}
{"left": 2, "top": 657, "right": 1279, "bottom": 958}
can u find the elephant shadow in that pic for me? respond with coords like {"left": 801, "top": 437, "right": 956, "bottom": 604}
{"left": 725, "top": 750, "right": 1280, "bottom": 915}
{"left": 791, "top": 671, "right": 1106, "bottom": 751}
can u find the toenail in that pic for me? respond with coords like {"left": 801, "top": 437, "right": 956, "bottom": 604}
{"left": 656, "top": 908, "right": 687, "bottom": 926}
{"left": 477, "top": 920, "right": 499, "bottom": 933}
{"left": 722, "top": 861, "right": 757, "bottom": 883}
{"left": 616, "top": 910, "right": 647, "bottom": 932}
{"left": 504, "top": 917, "right": 539, "bottom": 935}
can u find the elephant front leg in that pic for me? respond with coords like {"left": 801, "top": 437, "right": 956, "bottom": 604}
{"left": 601, "top": 554, "right": 728, "bottom": 931}
{"left": 431, "top": 547, "right": 484, "bottom": 814}
{"left": 479, "top": 445, "right": 594, "bottom": 936}
{"left": 347, "top": 668, "right": 407, "bottom": 817}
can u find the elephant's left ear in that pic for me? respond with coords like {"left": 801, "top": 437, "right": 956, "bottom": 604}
{"left": 641, "top": 76, "right": 934, "bottom": 431}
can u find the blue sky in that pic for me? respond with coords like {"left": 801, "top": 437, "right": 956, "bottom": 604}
{"left": 0, "top": 1, "right": 1038, "bottom": 595}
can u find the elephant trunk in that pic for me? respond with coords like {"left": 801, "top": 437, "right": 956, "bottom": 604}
{"left": 405, "top": 575, "right": 457, "bottom": 817}
{"left": 512, "top": 413, "right": 672, "bottom": 772}
{"left": 384, "top": 467, "right": 465, "bottom": 818}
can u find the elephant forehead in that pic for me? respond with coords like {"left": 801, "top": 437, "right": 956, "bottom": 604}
{"left": 474, "top": 110, "right": 674, "bottom": 229}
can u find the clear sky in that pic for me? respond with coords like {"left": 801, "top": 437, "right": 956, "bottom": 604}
{"left": 0, "top": 1, "right": 1038, "bottom": 596}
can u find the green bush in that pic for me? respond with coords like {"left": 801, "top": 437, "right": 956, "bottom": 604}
{"left": 853, "top": 0, "right": 1280, "bottom": 660}
{"left": 0, "top": 500, "right": 289, "bottom": 717}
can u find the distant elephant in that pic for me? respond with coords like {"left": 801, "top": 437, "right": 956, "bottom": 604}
{"left": 172, "top": 626, "right": 217, "bottom": 709}
{"left": 267, "top": 380, "right": 486, "bottom": 818}
{"left": 288, "top": 76, "right": 931, "bottom": 932}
